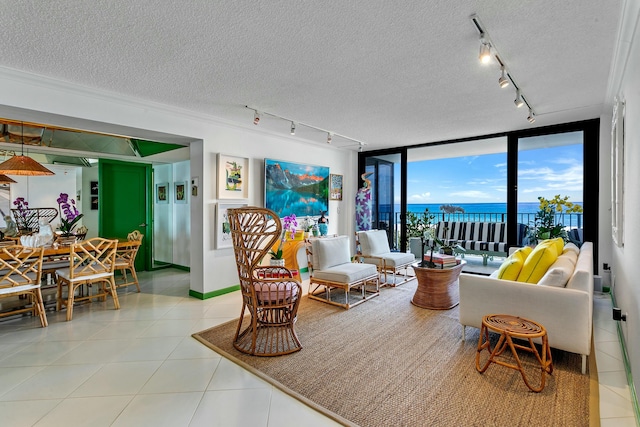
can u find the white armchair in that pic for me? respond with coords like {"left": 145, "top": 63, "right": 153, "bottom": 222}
{"left": 306, "top": 236, "right": 379, "bottom": 309}
{"left": 356, "top": 230, "right": 415, "bottom": 286}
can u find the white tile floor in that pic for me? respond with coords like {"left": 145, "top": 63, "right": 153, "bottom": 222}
{"left": 0, "top": 269, "right": 636, "bottom": 426}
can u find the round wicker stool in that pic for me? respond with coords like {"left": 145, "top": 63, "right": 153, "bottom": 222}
{"left": 476, "top": 314, "right": 553, "bottom": 392}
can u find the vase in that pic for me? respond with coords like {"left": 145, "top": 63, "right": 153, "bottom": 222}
{"left": 270, "top": 258, "right": 285, "bottom": 267}
{"left": 318, "top": 223, "right": 328, "bottom": 236}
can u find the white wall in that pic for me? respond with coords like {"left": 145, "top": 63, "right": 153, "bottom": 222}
{"left": 153, "top": 163, "right": 173, "bottom": 264}
{"left": 173, "top": 160, "right": 190, "bottom": 267}
{"left": 608, "top": 0, "right": 640, "bottom": 393}
{"left": 0, "top": 67, "right": 355, "bottom": 298}
{"left": 80, "top": 166, "right": 99, "bottom": 238}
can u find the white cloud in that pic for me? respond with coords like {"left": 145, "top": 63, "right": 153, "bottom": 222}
{"left": 408, "top": 192, "right": 431, "bottom": 203}
{"left": 449, "top": 190, "right": 492, "bottom": 199}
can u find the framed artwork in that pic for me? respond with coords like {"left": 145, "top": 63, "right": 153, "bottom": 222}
{"left": 611, "top": 98, "right": 625, "bottom": 247}
{"left": 175, "top": 181, "right": 188, "bottom": 204}
{"left": 90, "top": 181, "right": 99, "bottom": 195}
{"left": 330, "top": 174, "right": 343, "bottom": 201}
{"left": 264, "top": 158, "right": 329, "bottom": 218}
{"left": 91, "top": 196, "right": 99, "bottom": 210}
{"left": 216, "top": 203, "right": 247, "bottom": 249}
{"left": 218, "top": 154, "right": 249, "bottom": 199}
{"left": 156, "top": 183, "right": 169, "bottom": 204}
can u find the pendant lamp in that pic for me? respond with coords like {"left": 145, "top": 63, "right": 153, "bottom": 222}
{"left": 0, "top": 122, "right": 54, "bottom": 176}
{"left": 0, "top": 174, "right": 17, "bottom": 184}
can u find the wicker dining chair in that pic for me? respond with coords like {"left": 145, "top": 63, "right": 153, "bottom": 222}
{"left": 56, "top": 238, "right": 119, "bottom": 321}
{"left": 227, "top": 207, "right": 303, "bottom": 356}
{"left": 0, "top": 245, "right": 47, "bottom": 327}
{"left": 114, "top": 230, "right": 143, "bottom": 292}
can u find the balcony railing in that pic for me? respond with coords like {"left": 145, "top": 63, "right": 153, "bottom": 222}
{"left": 374, "top": 211, "right": 583, "bottom": 251}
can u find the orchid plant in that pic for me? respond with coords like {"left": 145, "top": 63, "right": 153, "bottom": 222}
{"left": 12, "top": 197, "right": 36, "bottom": 231}
{"left": 268, "top": 214, "right": 297, "bottom": 259}
{"left": 57, "top": 193, "right": 84, "bottom": 236}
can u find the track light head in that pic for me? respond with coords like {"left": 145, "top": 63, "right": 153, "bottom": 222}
{"left": 527, "top": 109, "right": 536, "bottom": 123}
{"left": 290, "top": 122, "right": 296, "bottom": 135}
{"left": 514, "top": 90, "right": 524, "bottom": 108}
{"left": 479, "top": 38, "right": 491, "bottom": 64}
{"left": 327, "top": 133, "right": 332, "bottom": 144}
{"left": 358, "top": 142, "right": 364, "bottom": 153}
{"left": 253, "top": 110, "right": 260, "bottom": 125}
{"left": 498, "top": 66, "right": 509, "bottom": 88}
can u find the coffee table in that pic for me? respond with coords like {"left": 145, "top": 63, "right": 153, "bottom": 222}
{"left": 411, "top": 260, "right": 465, "bottom": 309}
{"left": 476, "top": 314, "right": 553, "bottom": 392}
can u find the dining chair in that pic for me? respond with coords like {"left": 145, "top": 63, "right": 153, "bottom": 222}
{"left": 0, "top": 245, "right": 47, "bottom": 327}
{"left": 227, "top": 207, "right": 303, "bottom": 356}
{"left": 56, "top": 237, "right": 119, "bottom": 321}
{"left": 114, "top": 230, "right": 143, "bottom": 292}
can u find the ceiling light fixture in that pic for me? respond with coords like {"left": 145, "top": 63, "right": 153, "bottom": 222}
{"left": 527, "top": 109, "right": 536, "bottom": 123}
{"left": 0, "top": 174, "right": 17, "bottom": 184}
{"left": 514, "top": 90, "right": 524, "bottom": 108}
{"left": 471, "top": 14, "right": 536, "bottom": 124}
{"left": 498, "top": 66, "right": 509, "bottom": 88}
{"left": 0, "top": 122, "right": 55, "bottom": 176}
{"left": 245, "top": 106, "right": 365, "bottom": 150}
{"left": 253, "top": 110, "right": 260, "bottom": 125}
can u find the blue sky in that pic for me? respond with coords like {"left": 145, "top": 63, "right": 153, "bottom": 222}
{"left": 402, "top": 143, "right": 583, "bottom": 204}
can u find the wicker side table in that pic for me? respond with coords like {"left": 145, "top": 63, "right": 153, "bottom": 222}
{"left": 411, "top": 261, "right": 465, "bottom": 309}
{"left": 476, "top": 314, "right": 553, "bottom": 392}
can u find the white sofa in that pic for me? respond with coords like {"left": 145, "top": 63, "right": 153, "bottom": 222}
{"left": 459, "top": 242, "right": 593, "bottom": 374}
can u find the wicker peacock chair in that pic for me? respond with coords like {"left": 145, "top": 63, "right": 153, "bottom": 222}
{"left": 227, "top": 206, "right": 302, "bottom": 356}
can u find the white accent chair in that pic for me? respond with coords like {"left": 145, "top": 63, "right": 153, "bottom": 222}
{"left": 356, "top": 230, "right": 415, "bottom": 286}
{"left": 307, "top": 235, "right": 379, "bottom": 309}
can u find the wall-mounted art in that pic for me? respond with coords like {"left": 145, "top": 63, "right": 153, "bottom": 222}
{"left": 175, "top": 181, "right": 188, "bottom": 204}
{"left": 91, "top": 196, "right": 99, "bottom": 210}
{"left": 330, "top": 174, "right": 343, "bottom": 201}
{"left": 264, "top": 158, "right": 329, "bottom": 218}
{"left": 218, "top": 154, "right": 249, "bottom": 199}
{"left": 90, "top": 181, "right": 99, "bottom": 195}
{"left": 216, "top": 203, "right": 247, "bottom": 249}
{"left": 156, "top": 183, "right": 169, "bottom": 204}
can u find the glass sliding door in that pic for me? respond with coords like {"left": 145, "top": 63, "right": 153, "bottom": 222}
{"left": 517, "top": 131, "right": 584, "bottom": 245}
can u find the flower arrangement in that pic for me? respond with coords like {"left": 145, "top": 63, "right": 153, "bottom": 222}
{"left": 530, "top": 195, "right": 583, "bottom": 242}
{"left": 12, "top": 197, "right": 36, "bottom": 231}
{"left": 57, "top": 193, "right": 84, "bottom": 236}
{"left": 268, "top": 214, "right": 297, "bottom": 260}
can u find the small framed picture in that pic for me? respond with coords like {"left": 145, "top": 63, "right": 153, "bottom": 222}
{"left": 216, "top": 203, "right": 247, "bottom": 249}
{"left": 218, "top": 154, "right": 249, "bottom": 199}
{"left": 90, "top": 181, "right": 99, "bottom": 195}
{"left": 175, "top": 181, "right": 188, "bottom": 204}
{"left": 330, "top": 174, "right": 343, "bottom": 201}
{"left": 156, "top": 183, "right": 169, "bottom": 204}
{"left": 91, "top": 196, "right": 99, "bottom": 210}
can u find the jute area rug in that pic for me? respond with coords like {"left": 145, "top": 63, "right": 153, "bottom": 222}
{"left": 193, "top": 280, "right": 596, "bottom": 427}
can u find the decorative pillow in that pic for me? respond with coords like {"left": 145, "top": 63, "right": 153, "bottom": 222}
{"left": 538, "top": 252, "right": 578, "bottom": 287}
{"left": 563, "top": 242, "right": 580, "bottom": 256}
{"left": 495, "top": 246, "right": 532, "bottom": 281}
{"left": 517, "top": 240, "right": 559, "bottom": 284}
{"left": 312, "top": 236, "right": 351, "bottom": 270}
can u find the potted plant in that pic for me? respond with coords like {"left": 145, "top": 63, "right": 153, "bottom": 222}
{"left": 529, "top": 195, "right": 583, "bottom": 243}
{"left": 57, "top": 193, "right": 84, "bottom": 237}
{"left": 268, "top": 214, "right": 297, "bottom": 266}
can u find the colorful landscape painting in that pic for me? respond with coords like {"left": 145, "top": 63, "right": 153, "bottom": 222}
{"left": 264, "top": 159, "right": 329, "bottom": 218}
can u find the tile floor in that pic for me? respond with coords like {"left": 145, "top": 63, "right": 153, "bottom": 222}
{"left": 0, "top": 269, "right": 636, "bottom": 426}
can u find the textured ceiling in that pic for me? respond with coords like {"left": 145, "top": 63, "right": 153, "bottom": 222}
{"left": 0, "top": 0, "right": 622, "bottom": 151}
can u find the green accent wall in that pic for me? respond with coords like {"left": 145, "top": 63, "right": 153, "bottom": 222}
{"left": 130, "top": 139, "right": 186, "bottom": 157}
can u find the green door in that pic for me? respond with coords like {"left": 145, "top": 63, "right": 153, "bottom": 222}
{"left": 99, "top": 159, "right": 151, "bottom": 272}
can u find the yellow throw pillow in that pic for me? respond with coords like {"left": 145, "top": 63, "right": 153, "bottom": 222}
{"left": 496, "top": 246, "right": 532, "bottom": 281}
{"left": 517, "top": 240, "right": 559, "bottom": 284}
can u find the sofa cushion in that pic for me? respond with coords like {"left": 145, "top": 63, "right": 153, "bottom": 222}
{"left": 496, "top": 246, "right": 532, "bottom": 281}
{"left": 538, "top": 252, "right": 578, "bottom": 287}
{"left": 313, "top": 262, "right": 378, "bottom": 283}
{"left": 563, "top": 242, "right": 580, "bottom": 256}
{"left": 517, "top": 240, "right": 559, "bottom": 283}
{"left": 363, "top": 252, "right": 415, "bottom": 268}
{"left": 312, "top": 236, "right": 351, "bottom": 270}
{"left": 358, "top": 230, "right": 390, "bottom": 255}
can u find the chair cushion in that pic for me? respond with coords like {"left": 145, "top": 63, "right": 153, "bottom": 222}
{"left": 538, "top": 252, "right": 578, "bottom": 288}
{"left": 253, "top": 281, "right": 299, "bottom": 302}
{"left": 516, "top": 240, "right": 559, "bottom": 284}
{"left": 362, "top": 252, "right": 414, "bottom": 268}
{"left": 0, "top": 283, "right": 41, "bottom": 295}
{"left": 496, "top": 246, "right": 532, "bottom": 281}
{"left": 56, "top": 268, "right": 113, "bottom": 282}
{"left": 313, "top": 262, "right": 377, "bottom": 284}
{"left": 358, "top": 230, "right": 391, "bottom": 255}
{"left": 312, "top": 236, "right": 351, "bottom": 270}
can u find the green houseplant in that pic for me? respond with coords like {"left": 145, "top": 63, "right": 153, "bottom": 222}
{"left": 530, "top": 195, "right": 583, "bottom": 243}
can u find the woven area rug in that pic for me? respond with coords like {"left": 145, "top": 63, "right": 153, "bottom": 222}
{"left": 193, "top": 281, "right": 596, "bottom": 427}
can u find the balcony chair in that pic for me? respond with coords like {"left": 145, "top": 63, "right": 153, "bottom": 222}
{"left": 114, "top": 230, "right": 144, "bottom": 292}
{"left": 0, "top": 245, "right": 47, "bottom": 327}
{"left": 227, "top": 207, "right": 302, "bottom": 356}
{"left": 356, "top": 229, "right": 415, "bottom": 286}
{"left": 56, "top": 238, "right": 119, "bottom": 321}
{"left": 306, "top": 235, "right": 379, "bottom": 309}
